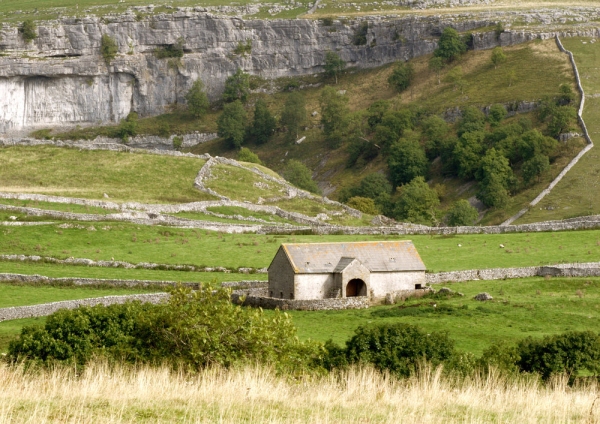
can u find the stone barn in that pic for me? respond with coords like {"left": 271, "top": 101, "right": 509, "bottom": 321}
{"left": 267, "top": 241, "right": 426, "bottom": 301}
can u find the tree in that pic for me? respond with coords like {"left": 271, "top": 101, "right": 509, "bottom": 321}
{"left": 237, "top": 147, "right": 262, "bottom": 165}
{"left": 366, "top": 100, "right": 391, "bottom": 130}
{"left": 248, "top": 98, "right": 276, "bottom": 144}
{"left": 429, "top": 56, "right": 444, "bottom": 85}
{"left": 324, "top": 51, "right": 345, "bottom": 84}
{"left": 516, "top": 129, "right": 557, "bottom": 162}
{"left": 217, "top": 100, "right": 247, "bottom": 148}
{"left": 387, "top": 131, "right": 428, "bottom": 187}
{"left": 394, "top": 176, "right": 440, "bottom": 224}
{"left": 346, "top": 196, "right": 379, "bottom": 215}
{"left": 476, "top": 148, "right": 514, "bottom": 208}
{"left": 283, "top": 160, "right": 320, "bottom": 193}
{"left": 280, "top": 92, "right": 307, "bottom": 143}
{"left": 558, "top": 83, "right": 576, "bottom": 105}
{"left": 185, "top": 79, "right": 209, "bottom": 118}
{"left": 222, "top": 68, "right": 251, "bottom": 103}
{"left": 320, "top": 86, "right": 350, "bottom": 148}
{"left": 446, "top": 199, "right": 478, "bottom": 226}
{"left": 421, "top": 115, "right": 450, "bottom": 158}
{"left": 487, "top": 104, "right": 507, "bottom": 127}
{"left": 388, "top": 62, "right": 414, "bottom": 92}
{"left": 117, "top": 112, "right": 138, "bottom": 142}
{"left": 522, "top": 154, "right": 550, "bottom": 185}
{"left": 100, "top": 34, "right": 118, "bottom": 64}
{"left": 19, "top": 20, "right": 37, "bottom": 43}
{"left": 340, "top": 173, "right": 392, "bottom": 202}
{"left": 490, "top": 46, "right": 507, "bottom": 69}
{"left": 434, "top": 27, "right": 467, "bottom": 62}
{"left": 458, "top": 106, "right": 486, "bottom": 136}
{"left": 452, "top": 131, "right": 485, "bottom": 179}
{"left": 547, "top": 106, "right": 577, "bottom": 138}
{"left": 507, "top": 69, "right": 517, "bottom": 87}
{"left": 444, "top": 66, "right": 464, "bottom": 91}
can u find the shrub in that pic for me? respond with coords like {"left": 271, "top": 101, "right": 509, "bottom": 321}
{"left": 342, "top": 323, "right": 455, "bottom": 378}
{"left": 283, "top": 160, "right": 320, "bottom": 194}
{"left": 353, "top": 21, "right": 368, "bottom": 45}
{"left": 387, "top": 131, "right": 428, "bottom": 187}
{"left": 19, "top": 20, "right": 37, "bottom": 43}
{"left": 323, "top": 51, "right": 345, "bottom": 84}
{"left": 516, "top": 331, "right": 600, "bottom": 381}
{"left": 490, "top": 46, "right": 507, "bottom": 69}
{"left": 100, "top": 34, "right": 118, "bottom": 64}
{"left": 154, "top": 37, "right": 185, "bottom": 59}
{"left": 8, "top": 286, "right": 321, "bottom": 373}
{"left": 172, "top": 136, "right": 183, "bottom": 150}
{"left": 237, "top": 147, "right": 262, "bottom": 165}
{"left": 117, "top": 112, "right": 138, "bottom": 142}
{"left": 394, "top": 176, "right": 440, "bottom": 224}
{"left": 488, "top": 104, "right": 507, "bottom": 127}
{"left": 280, "top": 92, "right": 307, "bottom": 143}
{"left": 434, "top": 27, "right": 467, "bottom": 62}
{"left": 346, "top": 196, "right": 379, "bottom": 215}
{"left": 247, "top": 98, "right": 276, "bottom": 145}
{"left": 233, "top": 39, "right": 252, "bottom": 56}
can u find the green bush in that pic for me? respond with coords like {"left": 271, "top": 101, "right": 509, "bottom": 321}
{"left": 172, "top": 136, "right": 183, "bottom": 150}
{"left": 223, "top": 68, "right": 251, "bottom": 103}
{"left": 8, "top": 286, "right": 321, "bottom": 373}
{"left": 185, "top": 79, "right": 210, "bottom": 118}
{"left": 434, "top": 27, "right": 467, "bottom": 62}
{"left": 19, "top": 20, "right": 37, "bottom": 43}
{"left": 117, "top": 112, "right": 138, "bottom": 142}
{"left": 100, "top": 34, "right": 118, "bottom": 64}
{"left": 237, "top": 147, "right": 262, "bottom": 165}
{"left": 353, "top": 21, "right": 368, "bottom": 45}
{"left": 388, "top": 62, "right": 414, "bottom": 92}
{"left": 339, "top": 323, "right": 455, "bottom": 378}
{"left": 446, "top": 199, "right": 478, "bottom": 226}
{"left": 283, "top": 160, "right": 320, "bottom": 194}
{"left": 247, "top": 99, "right": 276, "bottom": 145}
{"left": 217, "top": 100, "right": 247, "bottom": 148}
{"left": 154, "top": 37, "right": 185, "bottom": 59}
{"left": 233, "top": 39, "right": 252, "bottom": 56}
{"left": 346, "top": 196, "right": 379, "bottom": 215}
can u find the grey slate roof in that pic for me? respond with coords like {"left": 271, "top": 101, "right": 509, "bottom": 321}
{"left": 276, "top": 241, "right": 426, "bottom": 274}
{"left": 332, "top": 257, "right": 357, "bottom": 273}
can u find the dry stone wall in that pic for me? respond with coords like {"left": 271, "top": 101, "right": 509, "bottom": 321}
{"left": 231, "top": 287, "right": 369, "bottom": 310}
{"left": 0, "top": 272, "right": 200, "bottom": 288}
{"left": 0, "top": 293, "right": 168, "bottom": 322}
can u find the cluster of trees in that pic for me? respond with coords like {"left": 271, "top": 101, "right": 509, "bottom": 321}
{"left": 8, "top": 293, "right": 600, "bottom": 384}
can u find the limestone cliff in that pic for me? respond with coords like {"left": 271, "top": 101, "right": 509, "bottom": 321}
{"left": 0, "top": 11, "right": 597, "bottom": 134}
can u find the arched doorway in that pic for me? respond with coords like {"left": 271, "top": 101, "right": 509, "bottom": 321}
{"left": 346, "top": 278, "right": 367, "bottom": 297}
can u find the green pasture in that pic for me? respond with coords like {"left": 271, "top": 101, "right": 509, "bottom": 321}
{"left": 0, "top": 146, "right": 212, "bottom": 204}
{"left": 0, "top": 261, "right": 261, "bottom": 284}
{"left": 288, "top": 276, "right": 600, "bottom": 355}
{"left": 2, "top": 222, "right": 600, "bottom": 271}
{"left": 0, "top": 198, "right": 116, "bottom": 215}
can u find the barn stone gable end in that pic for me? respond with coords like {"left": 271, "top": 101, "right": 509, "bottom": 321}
{"left": 267, "top": 246, "right": 297, "bottom": 299}
{"left": 333, "top": 257, "right": 370, "bottom": 299}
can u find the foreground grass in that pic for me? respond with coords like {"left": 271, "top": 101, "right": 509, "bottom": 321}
{"left": 0, "top": 146, "right": 213, "bottom": 204}
{"left": 3, "top": 223, "right": 600, "bottom": 271}
{"left": 517, "top": 37, "right": 600, "bottom": 223}
{"left": 289, "top": 276, "right": 600, "bottom": 355}
{"left": 0, "top": 362, "right": 595, "bottom": 423}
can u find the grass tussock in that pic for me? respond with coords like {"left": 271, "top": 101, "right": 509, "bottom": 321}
{"left": 0, "top": 362, "right": 597, "bottom": 423}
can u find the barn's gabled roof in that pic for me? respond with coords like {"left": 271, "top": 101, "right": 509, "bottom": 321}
{"left": 277, "top": 241, "right": 426, "bottom": 274}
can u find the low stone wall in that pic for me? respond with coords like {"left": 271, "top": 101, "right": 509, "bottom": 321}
{"left": 221, "top": 280, "right": 268, "bottom": 289}
{"left": 426, "top": 262, "right": 600, "bottom": 284}
{"left": 231, "top": 288, "right": 369, "bottom": 310}
{"left": 0, "top": 273, "right": 200, "bottom": 288}
{"left": 0, "top": 293, "right": 168, "bottom": 322}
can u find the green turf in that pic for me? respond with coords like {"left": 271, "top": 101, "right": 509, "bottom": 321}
{"left": 286, "top": 276, "right": 600, "bottom": 355}
{"left": 516, "top": 37, "right": 600, "bottom": 223}
{"left": 0, "top": 261, "right": 264, "bottom": 284}
{"left": 0, "top": 198, "right": 117, "bottom": 215}
{"left": 0, "top": 282, "right": 162, "bottom": 308}
{"left": 2, "top": 222, "right": 600, "bottom": 270}
{"left": 0, "top": 146, "right": 213, "bottom": 204}
{"left": 205, "top": 206, "right": 299, "bottom": 225}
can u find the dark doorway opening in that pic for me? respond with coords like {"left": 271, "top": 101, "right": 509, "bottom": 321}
{"left": 346, "top": 279, "right": 367, "bottom": 297}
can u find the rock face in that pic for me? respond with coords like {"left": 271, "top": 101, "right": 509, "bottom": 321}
{"left": 0, "top": 10, "right": 598, "bottom": 134}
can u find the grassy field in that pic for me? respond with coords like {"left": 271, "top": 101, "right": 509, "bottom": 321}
{"left": 0, "top": 261, "right": 262, "bottom": 283}
{"left": 0, "top": 282, "right": 161, "bottom": 308}
{"left": 0, "top": 363, "right": 595, "bottom": 423}
{"left": 2, "top": 223, "right": 600, "bottom": 271}
{"left": 0, "top": 146, "right": 213, "bottom": 204}
{"left": 0, "top": 198, "right": 117, "bottom": 215}
{"left": 287, "top": 276, "right": 600, "bottom": 355}
{"left": 517, "top": 37, "right": 600, "bottom": 224}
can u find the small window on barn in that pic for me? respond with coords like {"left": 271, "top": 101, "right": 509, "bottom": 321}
{"left": 290, "top": 293, "right": 294, "bottom": 300}
{"left": 390, "top": 257, "right": 396, "bottom": 262}
{"left": 269, "top": 290, "right": 273, "bottom": 297}
{"left": 415, "top": 284, "right": 422, "bottom": 290}
{"left": 280, "top": 291, "right": 283, "bottom": 299}
{"left": 305, "top": 261, "right": 310, "bottom": 266}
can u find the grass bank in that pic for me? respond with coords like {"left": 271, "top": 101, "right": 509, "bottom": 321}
{"left": 0, "top": 362, "right": 595, "bottom": 423}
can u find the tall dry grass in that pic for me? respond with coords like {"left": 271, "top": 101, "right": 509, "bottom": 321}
{"left": 0, "top": 363, "right": 598, "bottom": 423}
